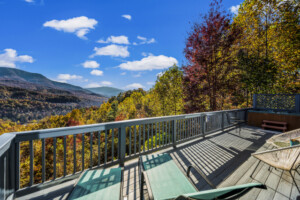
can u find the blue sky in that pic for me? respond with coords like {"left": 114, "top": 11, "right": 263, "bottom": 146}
{"left": 0, "top": 0, "right": 241, "bottom": 90}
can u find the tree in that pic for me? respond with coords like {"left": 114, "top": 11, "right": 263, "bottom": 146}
{"left": 183, "top": 0, "right": 241, "bottom": 112}
{"left": 154, "top": 65, "right": 184, "bottom": 115}
{"left": 234, "top": 0, "right": 300, "bottom": 93}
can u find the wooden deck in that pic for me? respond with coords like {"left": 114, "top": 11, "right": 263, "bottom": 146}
{"left": 16, "top": 125, "right": 300, "bottom": 200}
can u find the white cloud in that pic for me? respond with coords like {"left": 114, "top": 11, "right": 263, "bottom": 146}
{"left": 56, "top": 74, "right": 82, "bottom": 83}
{"left": 133, "top": 42, "right": 138, "bottom": 45}
{"left": 120, "top": 72, "right": 126, "bottom": 75}
{"left": 97, "top": 35, "right": 130, "bottom": 44}
{"left": 137, "top": 36, "right": 156, "bottom": 44}
{"left": 43, "top": 16, "right": 97, "bottom": 39}
{"left": 137, "top": 36, "right": 147, "bottom": 41}
{"left": 91, "top": 44, "right": 129, "bottom": 58}
{"left": 82, "top": 60, "right": 99, "bottom": 68}
{"left": 230, "top": 5, "right": 240, "bottom": 15}
{"left": 125, "top": 83, "right": 144, "bottom": 89}
{"left": 147, "top": 82, "right": 155, "bottom": 85}
{"left": 90, "top": 69, "right": 103, "bottom": 76}
{"left": 141, "top": 52, "right": 153, "bottom": 57}
{"left": 118, "top": 55, "right": 177, "bottom": 71}
{"left": 25, "top": 0, "right": 34, "bottom": 3}
{"left": 0, "top": 48, "right": 34, "bottom": 68}
{"left": 85, "top": 81, "right": 112, "bottom": 88}
{"left": 122, "top": 14, "right": 132, "bottom": 20}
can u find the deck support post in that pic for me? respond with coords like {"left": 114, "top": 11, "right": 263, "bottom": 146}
{"left": 119, "top": 125, "right": 126, "bottom": 167}
{"left": 172, "top": 119, "right": 177, "bottom": 148}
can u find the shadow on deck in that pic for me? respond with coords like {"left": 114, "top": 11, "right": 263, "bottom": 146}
{"left": 16, "top": 126, "right": 300, "bottom": 200}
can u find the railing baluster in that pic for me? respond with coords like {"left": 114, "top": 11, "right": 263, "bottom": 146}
{"left": 90, "top": 132, "right": 93, "bottom": 168}
{"left": 73, "top": 134, "right": 76, "bottom": 174}
{"left": 155, "top": 122, "right": 158, "bottom": 149}
{"left": 53, "top": 137, "right": 56, "bottom": 180}
{"left": 29, "top": 140, "right": 33, "bottom": 186}
{"left": 143, "top": 124, "right": 145, "bottom": 152}
{"left": 129, "top": 127, "right": 132, "bottom": 156}
{"left": 147, "top": 124, "right": 150, "bottom": 150}
{"left": 105, "top": 130, "right": 108, "bottom": 164}
{"left": 168, "top": 121, "right": 171, "bottom": 144}
{"left": 159, "top": 122, "right": 161, "bottom": 147}
{"left": 42, "top": 139, "right": 45, "bottom": 183}
{"left": 112, "top": 129, "right": 114, "bottom": 162}
{"left": 82, "top": 134, "right": 84, "bottom": 171}
{"left": 151, "top": 123, "right": 154, "bottom": 150}
{"left": 15, "top": 142, "right": 20, "bottom": 190}
{"left": 139, "top": 125, "right": 141, "bottom": 154}
{"left": 64, "top": 136, "right": 66, "bottom": 176}
{"left": 134, "top": 126, "right": 137, "bottom": 155}
{"left": 98, "top": 131, "right": 101, "bottom": 167}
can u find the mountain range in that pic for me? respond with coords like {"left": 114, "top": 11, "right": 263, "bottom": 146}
{"left": 0, "top": 67, "right": 121, "bottom": 123}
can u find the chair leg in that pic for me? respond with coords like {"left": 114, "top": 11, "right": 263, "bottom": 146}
{"left": 289, "top": 170, "right": 300, "bottom": 193}
{"left": 250, "top": 160, "right": 261, "bottom": 179}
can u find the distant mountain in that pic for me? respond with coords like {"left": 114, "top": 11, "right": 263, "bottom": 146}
{"left": 0, "top": 67, "right": 102, "bottom": 96}
{"left": 0, "top": 67, "right": 108, "bottom": 123}
{"left": 87, "top": 86, "right": 123, "bottom": 98}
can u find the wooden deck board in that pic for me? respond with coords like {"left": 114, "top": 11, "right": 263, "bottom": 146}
{"left": 15, "top": 126, "right": 300, "bottom": 200}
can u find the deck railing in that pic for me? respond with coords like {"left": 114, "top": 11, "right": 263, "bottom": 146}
{"left": 0, "top": 108, "right": 249, "bottom": 200}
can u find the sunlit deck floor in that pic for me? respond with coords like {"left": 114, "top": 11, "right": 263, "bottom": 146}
{"left": 16, "top": 125, "right": 300, "bottom": 200}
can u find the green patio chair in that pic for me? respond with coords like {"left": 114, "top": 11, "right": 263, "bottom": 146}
{"left": 67, "top": 167, "right": 123, "bottom": 200}
{"left": 139, "top": 154, "right": 266, "bottom": 200}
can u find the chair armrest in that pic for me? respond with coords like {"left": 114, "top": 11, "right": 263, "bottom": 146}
{"left": 187, "top": 165, "right": 216, "bottom": 189}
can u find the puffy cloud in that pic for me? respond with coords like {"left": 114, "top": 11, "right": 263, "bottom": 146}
{"left": 56, "top": 74, "right": 82, "bottom": 83}
{"left": 118, "top": 55, "right": 177, "bottom": 71}
{"left": 97, "top": 35, "right": 130, "bottom": 44}
{"left": 0, "top": 48, "right": 34, "bottom": 68}
{"left": 125, "top": 83, "right": 144, "bottom": 89}
{"left": 86, "top": 81, "right": 112, "bottom": 88}
{"left": 90, "top": 69, "right": 103, "bottom": 76}
{"left": 122, "top": 14, "right": 132, "bottom": 20}
{"left": 120, "top": 72, "right": 126, "bottom": 75}
{"left": 25, "top": 0, "right": 34, "bottom": 3}
{"left": 137, "top": 36, "right": 156, "bottom": 44}
{"left": 43, "top": 16, "right": 97, "bottom": 39}
{"left": 230, "top": 5, "right": 240, "bottom": 15}
{"left": 91, "top": 44, "right": 129, "bottom": 58}
{"left": 82, "top": 60, "right": 99, "bottom": 68}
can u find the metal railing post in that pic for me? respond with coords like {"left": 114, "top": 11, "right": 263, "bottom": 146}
{"left": 119, "top": 125, "right": 126, "bottom": 167}
{"left": 221, "top": 112, "right": 224, "bottom": 132}
{"left": 296, "top": 94, "right": 300, "bottom": 113}
{"left": 172, "top": 119, "right": 177, "bottom": 148}
{"left": 253, "top": 94, "right": 257, "bottom": 109}
{"left": 201, "top": 115, "right": 206, "bottom": 138}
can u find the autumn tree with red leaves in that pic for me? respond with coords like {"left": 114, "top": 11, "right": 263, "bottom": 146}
{"left": 183, "top": 0, "right": 241, "bottom": 112}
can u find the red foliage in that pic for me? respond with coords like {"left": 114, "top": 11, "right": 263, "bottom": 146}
{"left": 67, "top": 118, "right": 80, "bottom": 126}
{"left": 183, "top": 0, "right": 241, "bottom": 113}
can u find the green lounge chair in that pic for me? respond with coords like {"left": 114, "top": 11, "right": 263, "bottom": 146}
{"left": 67, "top": 167, "right": 123, "bottom": 200}
{"left": 139, "top": 154, "right": 266, "bottom": 200}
